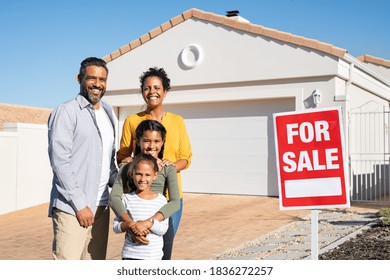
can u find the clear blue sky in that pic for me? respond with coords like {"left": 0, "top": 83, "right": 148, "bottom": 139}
{"left": 1, "top": 0, "right": 389, "bottom": 109}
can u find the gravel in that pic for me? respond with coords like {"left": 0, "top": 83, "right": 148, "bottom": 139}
{"left": 319, "top": 223, "right": 390, "bottom": 260}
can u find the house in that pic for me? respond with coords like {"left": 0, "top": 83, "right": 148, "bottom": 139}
{"left": 102, "top": 8, "right": 390, "bottom": 200}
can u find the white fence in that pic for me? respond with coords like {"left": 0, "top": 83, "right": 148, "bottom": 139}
{"left": 349, "top": 105, "right": 390, "bottom": 202}
{"left": 0, "top": 123, "right": 52, "bottom": 215}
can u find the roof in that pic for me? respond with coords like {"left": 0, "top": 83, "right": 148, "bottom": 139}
{"left": 357, "top": 54, "right": 390, "bottom": 68}
{"left": 103, "top": 8, "right": 347, "bottom": 63}
{"left": 0, "top": 103, "right": 52, "bottom": 130}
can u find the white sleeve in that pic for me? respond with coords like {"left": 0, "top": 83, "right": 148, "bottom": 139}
{"left": 113, "top": 217, "right": 123, "bottom": 234}
{"left": 150, "top": 218, "right": 169, "bottom": 236}
{"left": 150, "top": 195, "right": 169, "bottom": 235}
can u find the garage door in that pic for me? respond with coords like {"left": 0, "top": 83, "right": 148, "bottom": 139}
{"left": 165, "top": 98, "right": 295, "bottom": 196}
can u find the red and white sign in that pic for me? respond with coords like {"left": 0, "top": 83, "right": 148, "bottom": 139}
{"left": 274, "top": 107, "right": 350, "bottom": 210}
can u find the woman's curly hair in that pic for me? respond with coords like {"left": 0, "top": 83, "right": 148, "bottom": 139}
{"left": 139, "top": 67, "right": 171, "bottom": 92}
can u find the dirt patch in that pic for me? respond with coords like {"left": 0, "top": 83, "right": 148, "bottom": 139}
{"left": 319, "top": 222, "right": 390, "bottom": 260}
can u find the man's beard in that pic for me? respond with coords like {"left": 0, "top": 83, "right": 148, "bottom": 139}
{"left": 81, "top": 89, "right": 104, "bottom": 105}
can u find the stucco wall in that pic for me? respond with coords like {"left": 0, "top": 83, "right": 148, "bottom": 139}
{"left": 106, "top": 18, "right": 340, "bottom": 92}
{"left": 0, "top": 123, "right": 52, "bottom": 215}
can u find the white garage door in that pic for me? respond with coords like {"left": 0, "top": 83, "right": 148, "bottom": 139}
{"left": 165, "top": 98, "right": 295, "bottom": 196}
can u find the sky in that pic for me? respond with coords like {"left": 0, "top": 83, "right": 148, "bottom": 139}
{"left": 0, "top": 0, "right": 389, "bottom": 109}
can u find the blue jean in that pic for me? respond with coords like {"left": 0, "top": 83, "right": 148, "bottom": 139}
{"left": 171, "top": 198, "right": 183, "bottom": 236}
{"left": 162, "top": 218, "right": 174, "bottom": 260}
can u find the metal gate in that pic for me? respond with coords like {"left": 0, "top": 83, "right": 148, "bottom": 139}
{"left": 349, "top": 102, "right": 390, "bottom": 202}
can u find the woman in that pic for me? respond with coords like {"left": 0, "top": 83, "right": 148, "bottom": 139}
{"left": 110, "top": 120, "right": 179, "bottom": 259}
{"left": 116, "top": 67, "right": 192, "bottom": 235}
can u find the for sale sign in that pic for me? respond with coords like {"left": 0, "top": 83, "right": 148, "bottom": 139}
{"left": 273, "top": 107, "right": 350, "bottom": 210}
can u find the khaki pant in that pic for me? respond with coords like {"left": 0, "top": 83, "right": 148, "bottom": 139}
{"left": 52, "top": 206, "right": 110, "bottom": 260}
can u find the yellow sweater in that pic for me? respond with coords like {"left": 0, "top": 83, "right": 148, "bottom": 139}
{"left": 117, "top": 111, "right": 192, "bottom": 197}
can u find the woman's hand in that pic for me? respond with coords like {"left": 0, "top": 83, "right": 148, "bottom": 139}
{"left": 161, "top": 158, "right": 188, "bottom": 172}
{"left": 160, "top": 158, "right": 175, "bottom": 167}
{"left": 121, "top": 156, "right": 133, "bottom": 164}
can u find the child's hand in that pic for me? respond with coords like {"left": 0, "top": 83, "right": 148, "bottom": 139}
{"left": 130, "top": 231, "right": 150, "bottom": 245}
{"left": 130, "top": 220, "right": 151, "bottom": 235}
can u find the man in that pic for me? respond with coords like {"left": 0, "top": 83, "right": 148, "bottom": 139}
{"left": 48, "top": 57, "right": 118, "bottom": 260}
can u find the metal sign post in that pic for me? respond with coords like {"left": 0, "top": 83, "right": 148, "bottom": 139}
{"left": 311, "top": 210, "right": 319, "bottom": 260}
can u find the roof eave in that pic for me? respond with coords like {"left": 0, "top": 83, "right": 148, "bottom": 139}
{"left": 103, "top": 8, "right": 347, "bottom": 63}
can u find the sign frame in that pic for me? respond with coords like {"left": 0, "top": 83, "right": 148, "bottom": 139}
{"left": 273, "top": 107, "right": 350, "bottom": 210}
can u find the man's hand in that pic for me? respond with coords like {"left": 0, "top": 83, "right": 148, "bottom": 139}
{"left": 76, "top": 206, "right": 94, "bottom": 228}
